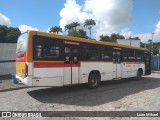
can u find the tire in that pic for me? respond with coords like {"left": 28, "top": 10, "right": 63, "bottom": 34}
{"left": 88, "top": 73, "right": 100, "bottom": 89}
{"left": 136, "top": 69, "right": 142, "bottom": 80}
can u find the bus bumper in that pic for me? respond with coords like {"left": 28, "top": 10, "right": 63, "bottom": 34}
{"left": 16, "top": 75, "right": 32, "bottom": 86}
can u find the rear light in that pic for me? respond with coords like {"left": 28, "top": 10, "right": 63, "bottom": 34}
{"left": 25, "top": 63, "right": 28, "bottom": 77}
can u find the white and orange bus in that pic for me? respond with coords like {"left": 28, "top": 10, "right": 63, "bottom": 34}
{"left": 16, "top": 31, "right": 151, "bottom": 88}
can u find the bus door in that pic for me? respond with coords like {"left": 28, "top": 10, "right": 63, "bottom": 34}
{"left": 113, "top": 49, "right": 122, "bottom": 79}
{"left": 63, "top": 43, "right": 80, "bottom": 85}
{"left": 144, "top": 52, "right": 151, "bottom": 75}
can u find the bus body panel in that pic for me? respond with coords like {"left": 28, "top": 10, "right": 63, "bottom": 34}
{"left": 113, "top": 63, "right": 122, "bottom": 79}
{"left": 16, "top": 62, "right": 33, "bottom": 86}
{"left": 70, "top": 67, "right": 80, "bottom": 84}
{"left": 16, "top": 32, "right": 29, "bottom": 83}
{"left": 33, "top": 62, "right": 63, "bottom": 86}
{"left": 122, "top": 62, "right": 145, "bottom": 78}
{"left": 80, "top": 62, "right": 113, "bottom": 82}
{"left": 16, "top": 62, "right": 26, "bottom": 78}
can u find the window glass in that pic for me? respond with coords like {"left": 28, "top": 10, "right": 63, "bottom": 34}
{"left": 136, "top": 50, "right": 143, "bottom": 61}
{"left": 82, "top": 44, "right": 101, "bottom": 61}
{"left": 123, "top": 49, "right": 128, "bottom": 61}
{"left": 16, "top": 32, "right": 28, "bottom": 53}
{"left": 128, "top": 50, "right": 136, "bottom": 60}
{"left": 73, "top": 48, "right": 78, "bottom": 53}
{"left": 33, "top": 36, "right": 61, "bottom": 60}
{"left": 65, "top": 47, "right": 70, "bottom": 54}
{"left": 101, "top": 46, "right": 112, "bottom": 61}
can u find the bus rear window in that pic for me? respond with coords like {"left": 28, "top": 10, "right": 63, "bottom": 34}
{"left": 16, "top": 32, "right": 28, "bottom": 53}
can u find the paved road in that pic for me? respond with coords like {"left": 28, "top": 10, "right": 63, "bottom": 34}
{"left": 0, "top": 72, "right": 160, "bottom": 120}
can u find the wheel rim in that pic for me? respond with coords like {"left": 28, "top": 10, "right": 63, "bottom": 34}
{"left": 90, "top": 76, "right": 98, "bottom": 86}
{"left": 91, "top": 79, "right": 97, "bottom": 86}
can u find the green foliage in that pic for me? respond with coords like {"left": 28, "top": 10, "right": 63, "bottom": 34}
{"left": 65, "top": 24, "right": 73, "bottom": 31}
{"left": 100, "top": 35, "right": 111, "bottom": 42}
{"left": 65, "top": 22, "right": 80, "bottom": 31}
{"left": 68, "top": 29, "right": 88, "bottom": 39}
{"left": 153, "top": 42, "right": 160, "bottom": 55}
{"left": 72, "top": 22, "right": 80, "bottom": 30}
{"left": 49, "top": 26, "right": 62, "bottom": 34}
{"left": 0, "top": 25, "right": 20, "bottom": 43}
{"left": 100, "top": 33, "right": 125, "bottom": 43}
{"left": 129, "top": 36, "right": 140, "bottom": 40}
{"left": 84, "top": 19, "right": 96, "bottom": 39}
{"left": 140, "top": 42, "right": 160, "bottom": 55}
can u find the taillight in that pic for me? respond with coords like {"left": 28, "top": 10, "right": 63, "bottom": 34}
{"left": 25, "top": 63, "right": 28, "bottom": 77}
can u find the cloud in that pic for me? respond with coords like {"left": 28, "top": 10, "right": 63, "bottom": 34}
{"left": 18, "top": 25, "right": 39, "bottom": 33}
{"left": 135, "top": 21, "right": 160, "bottom": 43}
{"left": 46, "top": 28, "right": 50, "bottom": 33}
{"left": 59, "top": 0, "right": 133, "bottom": 38}
{"left": 155, "top": 21, "right": 160, "bottom": 34}
{"left": 0, "top": 13, "right": 11, "bottom": 26}
{"left": 121, "top": 28, "right": 132, "bottom": 38}
{"left": 135, "top": 33, "right": 160, "bottom": 43}
{"left": 59, "top": 0, "right": 90, "bottom": 29}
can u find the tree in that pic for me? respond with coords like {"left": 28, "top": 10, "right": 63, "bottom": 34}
{"left": 117, "top": 34, "right": 125, "bottom": 39}
{"left": 84, "top": 19, "right": 96, "bottom": 39}
{"left": 0, "top": 25, "right": 7, "bottom": 43}
{"left": 0, "top": 25, "right": 20, "bottom": 43}
{"left": 99, "top": 35, "right": 111, "bottom": 42}
{"left": 65, "top": 24, "right": 73, "bottom": 32}
{"left": 68, "top": 29, "right": 88, "bottom": 39}
{"left": 110, "top": 33, "right": 118, "bottom": 43}
{"left": 129, "top": 36, "right": 140, "bottom": 40}
{"left": 65, "top": 22, "right": 80, "bottom": 32}
{"left": 72, "top": 22, "right": 80, "bottom": 30}
{"left": 5, "top": 27, "right": 21, "bottom": 43}
{"left": 49, "top": 26, "right": 62, "bottom": 34}
{"left": 99, "top": 33, "right": 125, "bottom": 43}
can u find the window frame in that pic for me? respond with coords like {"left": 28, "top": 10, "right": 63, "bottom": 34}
{"left": 32, "top": 35, "right": 63, "bottom": 61}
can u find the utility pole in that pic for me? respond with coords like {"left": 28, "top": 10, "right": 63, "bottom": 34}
{"left": 130, "top": 34, "right": 132, "bottom": 46}
{"left": 151, "top": 33, "right": 154, "bottom": 55}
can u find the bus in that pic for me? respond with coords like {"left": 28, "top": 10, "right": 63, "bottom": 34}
{"left": 16, "top": 30, "right": 151, "bottom": 88}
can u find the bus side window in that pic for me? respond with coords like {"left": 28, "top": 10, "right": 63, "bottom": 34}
{"left": 65, "top": 47, "right": 71, "bottom": 54}
{"left": 101, "top": 46, "right": 112, "bottom": 61}
{"left": 136, "top": 50, "right": 143, "bottom": 61}
{"left": 123, "top": 49, "right": 128, "bottom": 61}
{"left": 36, "top": 44, "right": 43, "bottom": 58}
{"left": 64, "top": 47, "right": 71, "bottom": 64}
{"left": 113, "top": 52, "right": 116, "bottom": 63}
{"left": 128, "top": 49, "right": 136, "bottom": 61}
{"left": 117, "top": 52, "right": 121, "bottom": 63}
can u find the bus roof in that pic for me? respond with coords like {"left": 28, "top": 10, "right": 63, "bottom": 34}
{"left": 29, "top": 30, "right": 149, "bottom": 52}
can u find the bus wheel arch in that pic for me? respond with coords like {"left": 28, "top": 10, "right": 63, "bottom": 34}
{"left": 88, "top": 70, "right": 101, "bottom": 88}
{"left": 136, "top": 68, "right": 143, "bottom": 80}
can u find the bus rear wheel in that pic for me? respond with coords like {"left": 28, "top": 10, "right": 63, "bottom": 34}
{"left": 136, "top": 69, "right": 142, "bottom": 80}
{"left": 88, "top": 73, "right": 100, "bottom": 89}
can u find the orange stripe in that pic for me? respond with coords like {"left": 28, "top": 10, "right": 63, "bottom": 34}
{"left": 124, "top": 62, "right": 144, "bottom": 64}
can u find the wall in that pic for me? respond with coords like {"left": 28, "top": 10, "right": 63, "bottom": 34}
{"left": 151, "top": 55, "right": 160, "bottom": 71}
{"left": 117, "top": 39, "right": 140, "bottom": 47}
{"left": 0, "top": 43, "right": 17, "bottom": 75}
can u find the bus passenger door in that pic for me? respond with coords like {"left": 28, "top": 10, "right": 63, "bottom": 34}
{"left": 144, "top": 52, "right": 151, "bottom": 75}
{"left": 64, "top": 45, "right": 80, "bottom": 85}
{"left": 113, "top": 50, "right": 122, "bottom": 79}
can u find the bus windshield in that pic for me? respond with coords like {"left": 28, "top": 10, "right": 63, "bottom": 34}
{"left": 16, "top": 32, "right": 28, "bottom": 57}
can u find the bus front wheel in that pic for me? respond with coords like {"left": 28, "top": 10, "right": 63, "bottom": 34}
{"left": 88, "top": 73, "right": 100, "bottom": 89}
